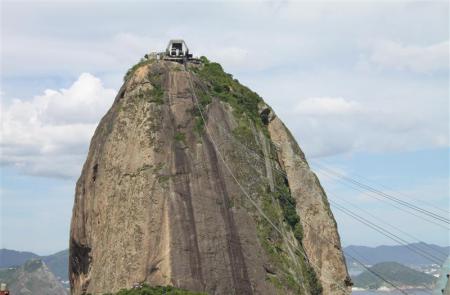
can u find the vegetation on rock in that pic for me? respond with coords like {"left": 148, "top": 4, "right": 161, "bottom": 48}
{"left": 192, "top": 56, "right": 265, "bottom": 128}
{"left": 102, "top": 285, "right": 207, "bottom": 295}
{"left": 174, "top": 132, "right": 186, "bottom": 143}
{"left": 192, "top": 57, "right": 324, "bottom": 294}
{"left": 124, "top": 58, "right": 154, "bottom": 82}
{"left": 147, "top": 70, "right": 165, "bottom": 103}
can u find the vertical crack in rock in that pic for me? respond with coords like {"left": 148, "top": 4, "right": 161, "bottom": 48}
{"left": 203, "top": 133, "right": 253, "bottom": 295}
{"left": 172, "top": 143, "right": 205, "bottom": 289}
{"left": 70, "top": 239, "right": 92, "bottom": 276}
{"left": 69, "top": 238, "right": 92, "bottom": 293}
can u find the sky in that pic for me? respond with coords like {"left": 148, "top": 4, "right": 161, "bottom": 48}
{"left": 0, "top": 0, "right": 449, "bottom": 255}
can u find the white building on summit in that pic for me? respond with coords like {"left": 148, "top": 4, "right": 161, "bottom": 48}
{"left": 145, "top": 39, "right": 199, "bottom": 63}
{"left": 165, "top": 39, "right": 192, "bottom": 59}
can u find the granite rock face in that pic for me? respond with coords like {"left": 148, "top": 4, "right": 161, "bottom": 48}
{"left": 70, "top": 58, "right": 350, "bottom": 295}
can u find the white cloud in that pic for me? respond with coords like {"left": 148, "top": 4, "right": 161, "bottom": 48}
{"left": 1, "top": 33, "right": 166, "bottom": 78}
{"left": 2, "top": 1, "right": 448, "bottom": 80}
{"left": 283, "top": 94, "right": 449, "bottom": 158}
{"left": 367, "top": 40, "right": 449, "bottom": 73}
{"left": 207, "top": 47, "right": 249, "bottom": 68}
{"left": 294, "top": 97, "right": 361, "bottom": 115}
{"left": 1, "top": 73, "right": 116, "bottom": 178}
{"left": 0, "top": 1, "right": 448, "bottom": 169}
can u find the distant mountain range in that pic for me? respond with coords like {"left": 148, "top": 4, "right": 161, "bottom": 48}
{"left": 0, "top": 249, "right": 39, "bottom": 267}
{"left": 344, "top": 242, "right": 449, "bottom": 266}
{"left": 353, "top": 261, "right": 435, "bottom": 289}
{"left": 1, "top": 243, "right": 448, "bottom": 292}
{"left": 0, "top": 248, "right": 69, "bottom": 281}
{"left": 0, "top": 259, "right": 67, "bottom": 295}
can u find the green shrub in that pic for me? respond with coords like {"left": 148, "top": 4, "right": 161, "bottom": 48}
{"left": 193, "top": 60, "right": 264, "bottom": 126}
{"left": 275, "top": 181, "right": 301, "bottom": 235}
{"left": 150, "top": 86, "right": 164, "bottom": 102}
{"left": 124, "top": 58, "right": 154, "bottom": 82}
{"left": 189, "top": 85, "right": 210, "bottom": 137}
{"left": 194, "top": 117, "right": 204, "bottom": 135}
{"left": 124, "top": 58, "right": 165, "bottom": 105}
{"left": 199, "top": 56, "right": 210, "bottom": 64}
{"left": 198, "top": 88, "right": 212, "bottom": 107}
{"left": 174, "top": 132, "right": 186, "bottom": 143}
{"left": 304, "top": 265, "right": 323, "bottom": 295}
{"left": 108, "top": 284, "right": 206, "bottom": 295}
{"left": 232, "top": 120, "right": 257, "bottom": 150}
{"left": 147, "top": 72, "right": 165, "bottom": 103}
{"left": 293, "top": 223, "right": 303, "bottom": 241}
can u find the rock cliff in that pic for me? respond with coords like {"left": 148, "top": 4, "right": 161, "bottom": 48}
{"left": 70, "top": 57, "right": 350, "bottom": 295}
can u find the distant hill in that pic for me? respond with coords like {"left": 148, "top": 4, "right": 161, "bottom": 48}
{"left": 0, "top": 259, "right": 67, "bottom": 295}
{"left": 353, "top": 261, "right": 435, "bottom": 289}
{"left": 344, "top": 243, "right": 449, "bottom": 266}
{"left": 42, "top": 249, "right": 69, "bottom": 281}
{"left": 0, "top": 248, "right": 69, "bottom": 281}
{"left": 0, "top": 249, "right": 39, "bottom": 267}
